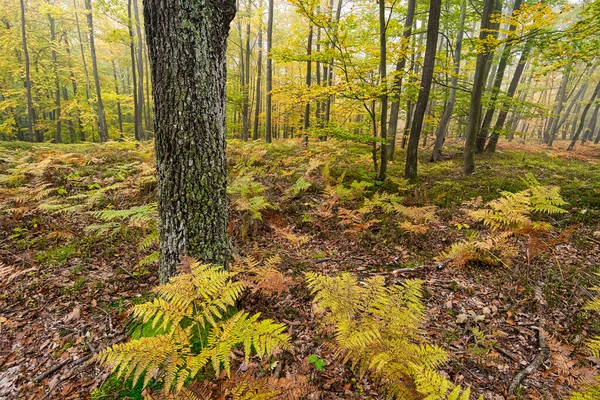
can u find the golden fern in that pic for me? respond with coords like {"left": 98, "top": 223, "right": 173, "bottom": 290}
{"left": 306, "top": 272, "right": 475, "bottom": 399}
{"left": 571, "top": 280, "right": 600, "bottom": 398}
{"left": 442, "top": 175, "right": 567, "bottom": 268}
{"left": 232, "top": 255, "right": 294, "bottom": 296}
{"left": 96, "top": 259, "right": 290, "bottom": 394}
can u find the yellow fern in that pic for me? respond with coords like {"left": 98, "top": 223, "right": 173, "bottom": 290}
{"left": 306, "top": 272, "right": 475, "bottom": 399}
{"left": 96, "top": 259, "right": 290, "bottom": 394}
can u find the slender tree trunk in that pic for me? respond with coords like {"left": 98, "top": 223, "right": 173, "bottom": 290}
{"left": 315, "top": 10, "right": 321, "bottom": 130}
{"left": 132, "top": 0, "right": 147, "bottom": 139}
{"left": 323, "top": 0, "right": 343, "bottom": 130}
{"left": 144, "top": 45, "right": 152, "bottom": 136}
{"left": 20, "top": 0, "right": 36, "bottom": 142}
{"left": 242, "top": 2, "right": 251, "bottom": 140}
{"left": 485, "top": 42, "right": 532, "bottom": 152}
{"left": 431, "top": 0, "right": 465, "bottom": 161}
{"left": 112, "top": 60, "right": 124, "bottom": 135}
{"left": 386, "top": 0, "right": 416, "bottom": 161}
{"left": 62, "top": 87, "right": 76, "bottom": 143}
{"left": 128, "top": 0, "right": 142, "bottom": 141}
{"left": 63, "top": 37, "right": 83, "bottom": 141}
{"left": 463, "top": 0, "right": 496, "bottom": 174}
{"left": 48, "top": 13, "right": 62, "bottom": 143}
{"left": 85, "top": 0, "right": 108, "bottom": 142}
{"left": 582, "top": 104, "right": 599, "bottom": 144}
{"left": 475, "top": 0, "right": 523, "bottom": 152}
{"left": 404, "top": 0, "right": 441, "bottom": 181}
{"left": 143, "top": 0, "right": 235, "bottom": 281}
{"left": 74, "top": 0, "right": 92, "bottom": 141}
{"left": 265, "top": 0, "right": 273, "bottom": 143}
{"left": 377, "top": 0, "right": 388, "bottom": 181}
{"left": 303, "top": 23, "right": 313, "bottom": 131}
{"left": 544, "top": 68, "right": 570, "bottom": 144}
{"left": 549, "top": 83, "right": 587, "bottom": 146}
{"left": 568, "top": 81, "right": 600, "bottom": 151}
{"left": 253, "top": 0, "right": 263, "bottom": 140}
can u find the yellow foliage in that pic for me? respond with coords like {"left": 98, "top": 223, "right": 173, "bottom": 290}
{"left": 95, "top": 259, "right": 290, "bottom": 394}
{"left": 441, "top": 174, "right": 567, "bottom": 268}
{"left": 306, "top": 272, "right": 476, "bottom": 399}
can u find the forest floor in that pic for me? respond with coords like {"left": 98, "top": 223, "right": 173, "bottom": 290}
{"left": 0, "top": 139, "right": 599, "bottom": 399}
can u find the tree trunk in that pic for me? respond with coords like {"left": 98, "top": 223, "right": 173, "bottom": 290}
{"left": 386, "top": 0, "right": 416, "bottom": 161}
{"left": 62, "top": 88, "right": 76, "bottom": 143}
{"left": 377, "top": 0, "right": 388, "bottom": 181}
{"left": 431, "top": 0, "right": 465, "bottom": 161}
{"left": 132, "top": 0, "right": 147, "bottom": 139}
{"left": 303, "top": 23, "right": 313, "bottom": 131}
{"left": 463, "top": 0, "right": 496, "bottom": 174}
{"left": 20, "top": 0, "right": 36, "bottom": 142}
{"left": 242, "top": 2, "right": 251, "bottom": 141}
{"left": 253, "top": 0, "right": 263, "bottom": 140}
{"left": 74, "top": 0, "right": 92, "bottom": 141}
{"left": 548, "top": 83, "right": 587, "bottom": 146}
{"left": 568, "top": 81, "right": 600, "bottom": 151}
{"left": 85, "top": 0, "right": 109, "bottom": 142}
{"left": 112, "top": 60, "right": 124, "bottom": 135}
{"left": 475, "top": 0, "right": 523, "bottom": 152}
{"left": 544, "top": 68, "right": 570, "bottom": 144}
{"left": 582, "top": 103, "right": 599, "bottom": 144}
{"left": 48, "top": 13, "right": 62, "bottom": 143}
{"left": 265, "top": 0, "right": 274, "bottom": 143}
{"left": 63, "top": 37, "right": 83, "bottom": 141}
{"left": 404, "top": 0, "right": 441, "bottom": 181}
{"left": 485, "top": 42, "right": 532, "bottom": 152}
{"left": 128, "top": 0, "right": 142, "bottom": 141}
{"left": 323, "top": 0, "right": 343, "bottom": 131}
{"left": 143, "top": 0, "right": 235, "bottom": 281}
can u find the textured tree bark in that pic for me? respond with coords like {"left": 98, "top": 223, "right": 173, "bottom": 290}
{"left": 485, "top": 42, "right": 532, "bottom": 152}
{"left": 265, "top": 0, "right": 274, "bottom": 143}
{"left": 143, "top": 0, "right": 235, "bottom": 281}
{"left": 376, "top": 0, "right": 388, "bottom": 181}
{"left": 85, "top": 0, "right": 109, "bottom": 142}
{"left": 20, "top": 0, "right": 36, "bottom": 142}
{"left": 404, "top": 0, "right": 440, "bottom": 182}
{"left": 463, "top": 0, "right": 496, "bottom": 174}
{"left": 568, "top": 81, "right": 600, "bottom": 151}
{"left": 431, "top": 0, "right": 465, "bottom": 161}
{"left": 127, "top": 0, "right": 142, "bottom": 141}
{"left": 48, "top": 13, "right": 62, "bottom": 143}
{"left": 253, "top": 0, "right": 263, "bottom": 141}
{"left": 386, "top": 0, "right": 415, "bottom": 161}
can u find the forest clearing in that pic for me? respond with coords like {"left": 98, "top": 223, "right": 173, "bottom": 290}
{"left": 2, "top": 0, "right": 600, "bottom": 397}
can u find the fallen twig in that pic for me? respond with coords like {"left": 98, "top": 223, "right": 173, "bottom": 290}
{"left": 391, "top": 259, "right": 451, "bottom": 275}
{"left": 32, "top": 353, "right": 93, "bottom": 384}
{"left": 508, "top": 328, "right": 549, "bottom": 395}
